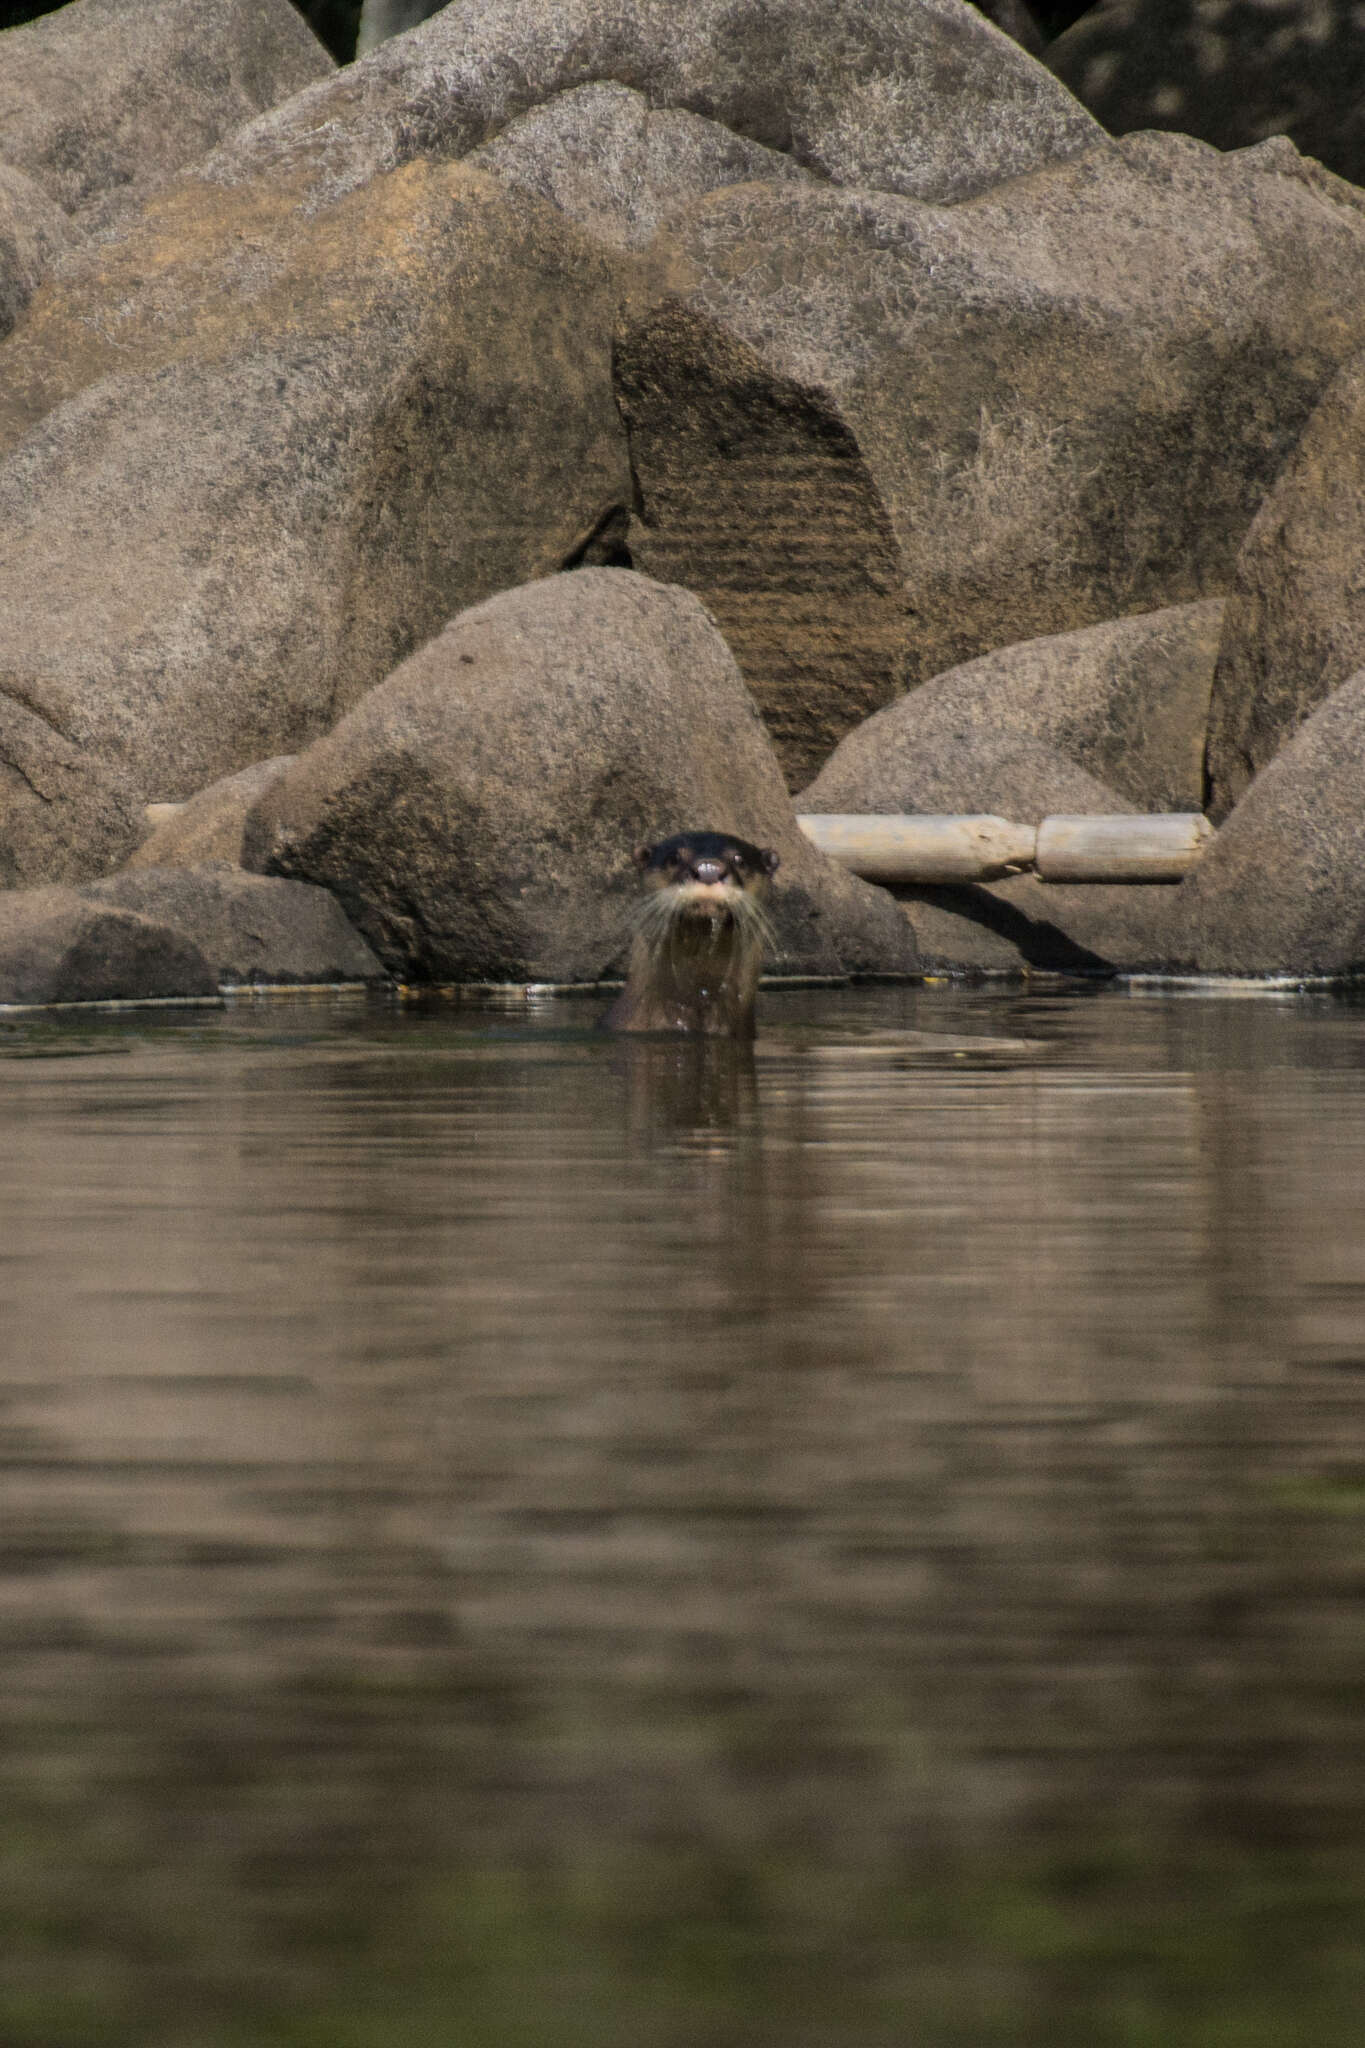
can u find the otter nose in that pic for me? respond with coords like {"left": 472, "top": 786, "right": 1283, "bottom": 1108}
{"left": 690, "top": 858, "right": 727, "bottom": 885}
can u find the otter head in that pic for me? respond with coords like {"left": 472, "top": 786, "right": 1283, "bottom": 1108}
{"left": 602, "top": 831, "right": 781, "bottom": 1037}
{"left": 633, "top": 832, "right": 780, "bottom": 918}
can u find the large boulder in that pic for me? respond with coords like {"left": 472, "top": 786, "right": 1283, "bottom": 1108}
{"left": 0, "top": 886, "right": 216, "bottom": 1006}
{"left": 0, "top": 695, "right": 146, "bottom": 889}
{"left": 898, "top": 870, "right": 1182, "bottom": 976}
{"left": 799, "top": 601, "right": 1223, "bottom": 819}
{"left": 616, "top": 132, "right": 1365, "bottom": 786}
{"left": 128, "top": 758, "right": 297, "bottom": 871}
{"left": 1203, "top": 352, "right": 1365, "bottom": 822}
{"left": 1175, "top": 668, "right": 1365, "bottom": 978}
{"left": 0, "top": 0, "right": 332, "bottom": 223}
{"left": 80, "top": 869, "right": 385, "bottom": 987}
{"left": 1047, "top": 0, "right": 1365, "bottom": 192}
{"left": 213, "top": 0, "right": 1103, "bottom": 211}
{"left": 810, "top": 733, "right": 1130, "bottom": 827}
{"left": 0, "top": 162, "right": 72, "bottom": 338}
{"left": 0, "top": 159, "right": 632, "bottom": 885}
{"left": 467, "top": 81, "right": 816, "bottom": 251}
{"left": 242, "top": 569, "right": 920, "bottom": 984}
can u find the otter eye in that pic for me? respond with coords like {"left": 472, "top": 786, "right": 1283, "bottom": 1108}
{"left": 725, "top": 849, "right": 744, "bottom": 872}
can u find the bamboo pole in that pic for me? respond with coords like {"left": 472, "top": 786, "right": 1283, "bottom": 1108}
{"left": 797, "top": 812, "right": 1212, "bottom": 885}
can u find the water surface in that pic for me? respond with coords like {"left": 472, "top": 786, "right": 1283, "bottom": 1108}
{"left": 1, "top": 983, "right": 1361, "bottom": 2046}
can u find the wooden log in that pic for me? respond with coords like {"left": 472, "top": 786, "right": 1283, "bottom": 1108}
{"left": 796, "top": 813, "right": 1038, "bottom": 883}
{"left": 798, "top": 811, "right": 1214, "bottom": 884}
{"left": 1033, "top": 812, "right": 1213, "bottom": 883}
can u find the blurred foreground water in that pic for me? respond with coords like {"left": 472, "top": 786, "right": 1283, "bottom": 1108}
{"left": 0, "top": 981, "right": 1361, "bottom": 2048}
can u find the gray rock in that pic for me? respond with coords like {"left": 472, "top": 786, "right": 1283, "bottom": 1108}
{"left": 898, "top": 870, "right": 1182, "bottom": 975}
{"left": 807, "top": 732, "right": 1130, "bottom": 827}
{"left": 468, "top": 81, "right": 816, "bottom": 251}
{"left": 0, "top": 160, "right": 631, "bottom": 885}
{"left": 81, "top": 868, "right": 384, "bottom": 986}
{"left": 127, "top": 758, "right": 297, "bottom": 871}
{"left": 617, "top": 133, "right": 1365, "bottom": 786}
{"left": 1047, "top": 0, "right": 1365, "bottom": 191}
{"left": 799, "top": 601, "right": 1224, "bottom": 819}
{"left": 0, "top": 162, "right": 73, "bottom": 338}
{"left": 210, "top": 0, "right": 1102, "bottom": 212}
{"left": 1204, "top": 351, "right": 1365, "bottom": 822}
{"left": 0, "top": 886, "right": 216, "bottom": 1006}
{"left": 0, "top": 0, "right": 332, "bottom": 223}
{"left": 1175, "top": 668, "right": 1365, "bottom": 978}
{"left": 242, "top": 569, "right": 919, "bottom": 983}
{"left": 0, "top": 694, "right": 147, "bottom": 890}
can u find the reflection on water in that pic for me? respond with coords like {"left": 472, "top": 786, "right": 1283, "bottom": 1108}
{"left": 0, "top": 984, "right": 1361, "bottom": 2047}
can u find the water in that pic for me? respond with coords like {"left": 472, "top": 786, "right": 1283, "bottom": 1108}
{"left": 0, "top": 983, "right": 1361, "bottom": 2048}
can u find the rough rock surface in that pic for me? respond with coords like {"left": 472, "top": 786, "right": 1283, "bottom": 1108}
{"left": 242, "top": 569, "right": 920, "bottom": 984}
{"left": 1047, "top": 0, "right": 1365, "bottom": 191}
{"left": 211, "top": 0, "right": 1103, "bottom": 211}
{"left": 0, "top": 886, "right": 216, "bottom": 1006}
{"left": 468, "top": 81, "right": 816, "bottom": 250}
{"left": 901, "top": 870, "right": 1182, "bottom": 975}
{"left": 0, "top": 162, "right": 72, "bottom": 338}
{"left": 800, "top": 601, "right": 1224, "bottom": 819}
{"left": 0, "top": 0, "right": 332, "bottom": 223}
{"left": 1175, "top": 669, "right": 1365, "bottom": 978}
{"left": 0, "top": 695, "right": 147, "bottom": 890}
{"left": 128, "top": 759, "right": 297, "bottom": 872}
{"left": 81, "top": 869, "right": 384, "bottom": 987}
{"left": 1204, "top": 353, "right": 1365, "bottom": 822}
{"left": 808, "top": 734, "right": 1129, "bottom": 828}
{"left": 617, "top": 132, "right": 1365, "bottom": 786}
{"left": 0, "top": 159, "right": 631, "bottom": 887}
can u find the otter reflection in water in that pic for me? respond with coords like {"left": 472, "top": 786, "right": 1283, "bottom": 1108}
{"left": 601, "top": 832, "right": 780, "bottom": 1039}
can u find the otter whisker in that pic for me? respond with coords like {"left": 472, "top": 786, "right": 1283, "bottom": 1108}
{"left": 603, "top": 832, "right": 782, "bottom": 1039}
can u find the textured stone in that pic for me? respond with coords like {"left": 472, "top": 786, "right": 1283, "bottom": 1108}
{"left": 0, "top": 0, "right": 331, "bottom": 223}
{"left": 1204, "top": 352, "right": 1365, "bottom": 822}
{"left": 1047, "top": 0, "right": 1365, "bottom": 191}
{"left": 899, "top": 870, "right": 1181, "bottom": 976}
{"left": 1176, "top": 668, "right": 1365, "bottom": 978}
{"left": 81, "top": 868, "right": 384, "bottom": 986}
{"left": 800, "top": 601, "right": 1224, "bottom": 820}
{"left": 0, "top": 162, "right": 72, "bottom": 338}
{"left": 242, "top": 569, "right": 919, "bottom": 984}
{"left": 0, "top": 695, "right": 146, "bottom": 890}
{"left": 215, "top": 0, "right": 1102, "bottom": 212}
{"left": 127, "top": 758, "right": 297, "bottom": 871}
{"left": 0, "top": 886, "right": 216, "bottom": 1006}
{"left": 468, "top": 81, "right": 815, "bottom": 250}
{"left": 617, "top": 133, "right": 1365, "bottom": 786}
{"left": 0, "top": 158, "right": 631, "bottom": 889}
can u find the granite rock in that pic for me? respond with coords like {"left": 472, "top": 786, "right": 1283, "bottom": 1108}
{"left": 242, "top": 569, "right": 919, "bottom": 984}
{"left": 0, "top": 885, "right": 216, "bottom": 1006}
{"left": 1204, "top": 351, "right": 1365, "bottom": 821}
{"left": 800, "top": 602, "right": 1224, "bottom": 819}
{"left": 616, "top": 134, "right": 1365, "bottom": 785}
{"left": 0, "top": 0, "right": 331, "bottom": 224}
{"left": 82, "top": 867, "right": 384, "bottom": 986}
{"left": 0, "top": 159, "right": 631, "bottom": 887}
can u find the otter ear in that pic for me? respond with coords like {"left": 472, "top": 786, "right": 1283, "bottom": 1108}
{"left": 759, "top": 848, "right": 780, "bottom": 876}
{"left": 632, "top": 842, "right": 655, "bottom": 870}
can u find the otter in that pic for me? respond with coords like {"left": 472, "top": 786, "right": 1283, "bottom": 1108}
{"left": 601, "top": 832, "right": 781, "bottom": 1038}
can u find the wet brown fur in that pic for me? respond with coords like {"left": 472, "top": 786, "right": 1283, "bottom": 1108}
{"left": 602, "top": 832, "right": 780, "bottom": 1039}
